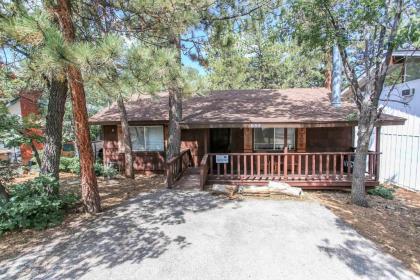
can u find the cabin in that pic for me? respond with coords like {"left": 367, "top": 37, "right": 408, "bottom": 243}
{"left": 89, "top": 88, "right": 405, "bottom": 189}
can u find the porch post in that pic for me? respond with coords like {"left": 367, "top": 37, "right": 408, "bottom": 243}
{"left": 204, "top": 128, "right": 209, "bottom": 154}
{"left": 375, "top": 126, "right": 381, "bottom": 181}
{"left": 243, "top": 128, "right": 253, "bottom": 153}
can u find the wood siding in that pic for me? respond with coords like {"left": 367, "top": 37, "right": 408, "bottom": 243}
{"left": 181, "top": 128, "right": 208, "bottom": 166}
{"left": 306, "top": 127, "right": 353, "bottom": 152}
{"left": 103, "top": 125, "right": 354, "bottom": 174}
{"left": 103, "top": 124, "right": 166, "bottom": 173}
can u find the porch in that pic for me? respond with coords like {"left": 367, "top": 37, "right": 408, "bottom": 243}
{"left": 165, "top": 149, "right": 380, "bottom": 190}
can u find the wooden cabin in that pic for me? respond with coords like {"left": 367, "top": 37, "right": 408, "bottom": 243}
{"left": 89, "top": 88, "right": 405, "bottom": 189}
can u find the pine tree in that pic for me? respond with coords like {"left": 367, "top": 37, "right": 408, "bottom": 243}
{"left": 49, "top": 0, "right": 101, "bottom": 212}
{"left": 292, "top": 0, "right": 417, "bottom": 206}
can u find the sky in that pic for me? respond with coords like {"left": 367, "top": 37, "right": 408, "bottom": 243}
{"left": 181, "top": 30, "right": 208, "bottom": 76}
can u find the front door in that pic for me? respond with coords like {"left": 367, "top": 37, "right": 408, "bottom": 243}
{"left": 210, "top": 128, "right": 231, "bottom": 153}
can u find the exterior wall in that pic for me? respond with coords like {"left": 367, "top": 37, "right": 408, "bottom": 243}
{"left": 307, "top": 127, "right": 353, "bottom": 152}
{"left": 103, "top": 124, "right": 354, "bottom": 174}
{"left": 181, "top": 128, "right": 208, "bottom": 166}
{"left": 103, "top": 124, "right": 166, "bottom": 173}
{"left": 7, "top": 92, "right": 43, "bottom": 164}
{"left": 376, "top": 78, "right": 420, "bottom": 191}
{"left": 230, "top": 128, "right": 244, "bottom": 152}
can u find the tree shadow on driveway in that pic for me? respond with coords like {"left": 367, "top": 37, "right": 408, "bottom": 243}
{"left": 0, "top": 189, "right": 232, "bottom": 280}
{"left": 317, "top": 218, "right": 418, "bottom": 280}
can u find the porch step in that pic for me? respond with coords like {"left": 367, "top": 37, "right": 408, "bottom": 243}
{"left": 172, "top": 167, "right": 201, "bottom": 190}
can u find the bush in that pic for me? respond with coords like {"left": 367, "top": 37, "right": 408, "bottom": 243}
{"left": 368, "top": 185, "right": 395, "bottom": 200}
{"left": 94, "top": 162, "right": 118, "bottom": 179}
{"left": 0, "top": 175, "right": 79, "bottom": 234}
{"left": 59, "top": 157, "right": 80, "bottom": 174}
{"left": 60, "top": 158, "right": 118, "bottom": 178}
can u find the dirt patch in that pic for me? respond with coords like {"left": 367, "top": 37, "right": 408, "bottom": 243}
{"left": 0, "top": 172, "right": 166, "bottom": 262}
{"left": 307, "top": 188, "right": 420, "bottom": 275}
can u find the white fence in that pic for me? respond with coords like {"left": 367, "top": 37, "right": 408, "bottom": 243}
{"left": 379, "top": 108, "right": 420, "bottom": 191}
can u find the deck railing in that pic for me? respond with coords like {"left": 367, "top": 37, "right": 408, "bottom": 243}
{"left": 165, "top": 149, "right": 193, "bottom": 188}
{"left": 200, "top": 151, "right": 380, "bottom": 188}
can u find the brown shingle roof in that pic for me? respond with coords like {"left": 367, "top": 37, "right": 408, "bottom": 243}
{"left": 89, "top": 88, "right": 405, "bottom": 127}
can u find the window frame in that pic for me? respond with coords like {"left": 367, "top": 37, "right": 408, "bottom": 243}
{"left": 129, "top": 125, "right": 164, "bottom": 152}
{"left": 253, "top": 128, "right": 296, "bottom": 151}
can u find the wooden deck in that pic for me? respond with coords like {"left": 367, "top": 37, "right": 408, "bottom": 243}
{"left": 165, "top": 150, "right": 380, "bottom": 190}
{"left": 199, "top": 152, "right": 380, "bottom": 190}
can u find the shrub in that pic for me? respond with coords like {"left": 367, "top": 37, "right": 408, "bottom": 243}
{"left": 60, "top": 158, "right": 118, "bottom": 178}
{"left": 0, "top": 175, "right": 79, "bottom": 234}
{"left": 94, "top": 162, "right": 118, "bottom": 179}
{"left": 367, "top": 185, "right": 395, "bottom": 200}
{"left": 59, "top": 157, "right": 80, "bottom": 174}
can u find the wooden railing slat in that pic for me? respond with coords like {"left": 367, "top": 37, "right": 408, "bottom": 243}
{"left": 283, "top": 153, "right": 287, "bottom": 179}
{"left": 251, "top": 155, "right": 254, "bottom": 176}
{"left": 291, "top": 155, "right": 295, "bottom": 179}
{"left": 298, "top": 155, "right": 301, "bottom": 179}
{"left": 326, "top": 155, "right": 330, "bottom": 179}
{"left": 333, "top": 154, "right": 337, "bottom": 178}
{"left": 237, "top": 155, "right": 240, "bottom": 179}
{"left": 271, "top": 155, "right": 274, "bottom": 176}
{"left": 312, "top": 154, "right": 315, "bottom": 179}
{"left": 264, "top": 155, "right": 268, "bottom": 177}
{"left": 244, "top": 155, "right": 247, "bottom": 177}
{"left": 257, "top": 155, "right": 261, "bottom": 177}
{"left": 319, "top": 155, "right": 323, "bottom": 180}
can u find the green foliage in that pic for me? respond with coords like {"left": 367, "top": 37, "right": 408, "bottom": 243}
{"left": 0, "top": 175, "right": 79, "bottom": 234}
{"left": 94, "top": 163, "right": 118, "bottom": 179}
{"left": 205, "top": 8, "right": 325, "bottom": 90}
{"left": 59, "top": 158, "right": 117, "bottom": 178}
{"left": 59, "top": 157, "right": 80, "bottom": 174}
{"left": 0, "top": 161, "right": 17, "bottom": 203}
{"left": 368, "top": 185, "right": 395, "bottom": 200}
{"left": 0, "top": 103, "right": 44, "bottom": 149}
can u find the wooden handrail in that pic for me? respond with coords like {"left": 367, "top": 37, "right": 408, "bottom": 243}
{"left": 165, "top": 149, "right": 193, "bottom": 188}
{"left": 199, "top": 154, "right": 209, "bottom": 190}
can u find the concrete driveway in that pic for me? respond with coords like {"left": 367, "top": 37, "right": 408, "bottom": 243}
{"left": 0, "top": 189, "right": 418, "bottom": 280}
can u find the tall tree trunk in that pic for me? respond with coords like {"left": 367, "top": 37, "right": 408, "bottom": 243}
{"left": 51, "top": 0, "right": 101, "bottom": 213}
{"left": 167, "top": 89, "right": 182, "bottom": 160}
{"left": 167, "top": 35, "right": 182, "bottom": 160}
{"left": 351, "top": 103, "right": 376, "bottom": 207}
{"left": 30, "top": 141, "right": 42, "bottom": 168}
{"left": 117, "top": 95, "right": 134, "bottom": 179}
{"left": 0, "top": 183, "right": 9, "bottom": 201}
{"left": 41, "top": 76, "right": 68, "bottom": 181}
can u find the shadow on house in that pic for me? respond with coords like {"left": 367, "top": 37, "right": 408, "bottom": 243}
{"left": 317, "top": 218, "right": 417, "bottom": 280}
{"left": 0, "top": 189, "right": 233, "bottom": 280}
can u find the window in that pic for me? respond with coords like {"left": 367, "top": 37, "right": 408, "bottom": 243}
{"left": 62, "top": 143, "right": 75, "bottom": 152}
{"left": 254, "top": 128, "right": 295, "bottom": 150}
{"left": 129, "top": 126, "right": 164, "bottom": 151}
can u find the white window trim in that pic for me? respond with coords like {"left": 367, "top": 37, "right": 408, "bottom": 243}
{"left": 129, "top": 125, "right": 164, "bottom": 152}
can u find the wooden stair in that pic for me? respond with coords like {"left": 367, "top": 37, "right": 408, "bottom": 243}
{"left": 172, "top": 167, "right": 201, "bottom": 190}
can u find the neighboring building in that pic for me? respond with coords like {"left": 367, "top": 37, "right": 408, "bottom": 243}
{"left": 90, "top": 88, "right": 404, "bottom": 189}
{"left": 376, "top": 50, "right": 420, "bottom": 191}
{"left": 5, "top": 91, "right": 43, "bottom": 164}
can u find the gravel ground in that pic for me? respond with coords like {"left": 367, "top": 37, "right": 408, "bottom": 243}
{"left": 0, "top": 189, "right": 418, "bottom": 280}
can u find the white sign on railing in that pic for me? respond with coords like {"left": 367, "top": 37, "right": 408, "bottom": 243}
{"left": 215, "top": 155, "right": 229, "bottom": 164}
